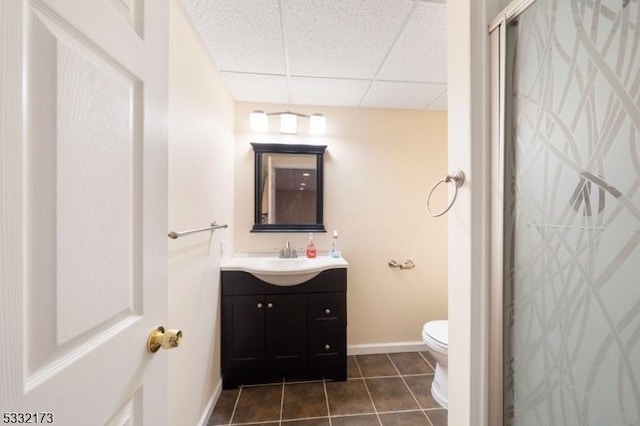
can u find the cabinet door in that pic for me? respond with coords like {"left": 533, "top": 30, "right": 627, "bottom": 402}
{"left": 223, "top": 295, "right": 265, "bottom": 370}
{"left": 266, "top": 294, "right": 306, "bottom": 368}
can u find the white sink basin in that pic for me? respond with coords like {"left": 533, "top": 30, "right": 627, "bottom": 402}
{"left": 220, "top": 255, "right": 349, "bottom": 286}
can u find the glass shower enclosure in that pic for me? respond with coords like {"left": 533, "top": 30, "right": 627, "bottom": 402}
{"left": 490, "top": 0, "right": 640, "bottom": 425}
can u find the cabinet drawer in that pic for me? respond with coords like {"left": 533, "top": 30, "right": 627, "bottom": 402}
{"left": 307, "top": 292, "right": 346, "bottom": 328}
{"left": 307, "top": 328, "right": 346, "bottom": 362}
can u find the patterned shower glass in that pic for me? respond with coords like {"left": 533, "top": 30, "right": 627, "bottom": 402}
{"left": 504, "top": 0, "right": 640, "bottom": 425}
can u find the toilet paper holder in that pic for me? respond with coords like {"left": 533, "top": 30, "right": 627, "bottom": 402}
{"left": 388, "top": 259, "right": 415, "bottom": 270}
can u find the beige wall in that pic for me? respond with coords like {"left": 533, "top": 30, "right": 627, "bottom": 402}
{"left": 234, "top": 102, "right": 448, "bottom": 347}
{"left": 168, "top": 1, "right": 235, "bottom": 425}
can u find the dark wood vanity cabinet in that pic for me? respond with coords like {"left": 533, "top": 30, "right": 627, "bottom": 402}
{"left": 223, "top": 294, "right": 306, "bottom": 371}
{"left": 221, "top": 268, "right": 347, "bottom": 389}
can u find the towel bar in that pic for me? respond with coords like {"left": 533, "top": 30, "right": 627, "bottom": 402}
{"left": 168, "top": 221, "right": 228, "bottom": 239}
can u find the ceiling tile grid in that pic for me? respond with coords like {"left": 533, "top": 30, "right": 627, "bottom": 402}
{"left": 427, "top": 90, "right": 448, "bottom": 110}
{"left": 361, "top": 81, "right": 447, "bottom": 110}
{"left": 220, "top": 72, "right": 289, "bottom": 104}
{"left": 376, "top": 1, "right": 447, "bottom": 83}
{"left": 181, "top": 0, "right": 286, "bottom": 74}
{"left": 282, "top": 0, "right": 415, "bottom": 79}
{"left": 180, "top": 0, "right": 448, "bottom": 111}
{"left": 288, "top": 76, "right": 371, "bottom": 107}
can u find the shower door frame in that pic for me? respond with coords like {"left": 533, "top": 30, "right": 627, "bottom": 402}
{"left": 488, "top": 1, "right": 538, "bottom": 425}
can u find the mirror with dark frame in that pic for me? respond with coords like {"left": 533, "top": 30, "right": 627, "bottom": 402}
{"left": 251, "top": 143, "right": 327, "bottom": 233}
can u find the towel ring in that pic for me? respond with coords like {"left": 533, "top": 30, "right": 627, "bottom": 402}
{"left": 425, "top": 170, "right": 465, "bottom": 217}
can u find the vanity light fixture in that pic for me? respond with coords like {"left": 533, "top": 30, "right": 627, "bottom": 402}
{"left": 309, "top": 114, "right": 326, "bottom": 135}
{"left": 280, "top": 112, "right": 297, "bottom": 134}
{"left": 249, "top": 110, "right": 327, "bottom": 135}
{"left": 249, "top": 110, "right": 268, "bottom": 132}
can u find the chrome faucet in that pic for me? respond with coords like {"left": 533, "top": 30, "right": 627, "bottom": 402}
{"left": 279, "top": 241, "right": 297, "bottom": 258}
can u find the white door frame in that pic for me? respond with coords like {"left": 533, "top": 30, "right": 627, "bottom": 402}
{"left": 446, "top": 0, "right": 507, "bottom": 425}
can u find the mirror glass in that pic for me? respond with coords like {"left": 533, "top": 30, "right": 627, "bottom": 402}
{"left": 251, "top": 143, "right": 326, "bottom": 232}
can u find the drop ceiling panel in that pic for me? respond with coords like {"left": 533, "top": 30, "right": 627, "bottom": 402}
{"left": 361, "top": 81, "right": 447, "bottom": 110}
{"left": 181, "top": 0, "right": 285, "bottom": 74}
{"left": 289, "top": 77, "right": 370, "bottom": 107}
{"left": 220, "top": 72, "right": 289, "bottom": 104}
{"left": 283, "top": 0, "right": 414, "bottom": 79}
{"left": 377, "top": 2, "right": 447, "bottom": 83}
{"left": 180, "top": 0, "right": 448, "bottom": 111}
{"left": 427, "top": 90, "right": 447, "bottom": 111}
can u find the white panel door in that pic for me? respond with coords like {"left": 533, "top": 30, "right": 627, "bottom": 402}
{"left": 0, "top": 0, "right": 169, "bottom": 424}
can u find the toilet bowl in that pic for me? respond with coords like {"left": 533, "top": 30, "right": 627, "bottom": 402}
{"left": 422, "top": 320, "right": 448, "bottom": 408}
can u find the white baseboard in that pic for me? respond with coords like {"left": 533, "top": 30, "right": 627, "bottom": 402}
{"left": 347, "top": 341, "right": 428, "bottom": 355}
{"left": 197, "top": 378, "right": 223, "bottom": 426}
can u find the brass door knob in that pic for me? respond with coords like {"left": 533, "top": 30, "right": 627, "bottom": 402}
{"left": 147, "top": 326, "right": 183, "bottom": 353}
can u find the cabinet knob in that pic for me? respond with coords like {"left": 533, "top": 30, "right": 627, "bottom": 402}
{"left": 257, "top": 303, "right": 263, "bottom": 309}
{"left": 325, "top": 308, "right": 331, "bottom": 314}
{"left": 267, "top": 302, "right": 274, "bottom": 308}
{"left": 324, "top": 344, "right": 331, "bottom": 350}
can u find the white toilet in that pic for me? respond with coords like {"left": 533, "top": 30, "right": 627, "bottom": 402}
{"left": 422, "top": 320, "right": 448, "bottom": 408}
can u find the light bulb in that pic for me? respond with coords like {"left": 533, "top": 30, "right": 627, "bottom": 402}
{"left": 280, "top": 113, "right": 297, "bottom": 134}
{"left": 249, "top": 110, "right": 268, "bottom": 132}
{"left": 309, "top": 114, "right": 326, "bottom": 135}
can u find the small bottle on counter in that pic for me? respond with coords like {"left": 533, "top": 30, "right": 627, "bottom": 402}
{"left": 306, "top": 233, "right": 317, "bottom": 258}
{"left": 331, "top": 230, "right": 340, "bottom": 258}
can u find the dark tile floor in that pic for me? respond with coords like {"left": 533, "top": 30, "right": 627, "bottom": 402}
{"left": 207, "top": 351, "right": 447, "bottom": 426}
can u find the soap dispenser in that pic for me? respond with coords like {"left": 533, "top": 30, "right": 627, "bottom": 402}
{"left": 306, "top": 233, "right": 317, "bottom": 258}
